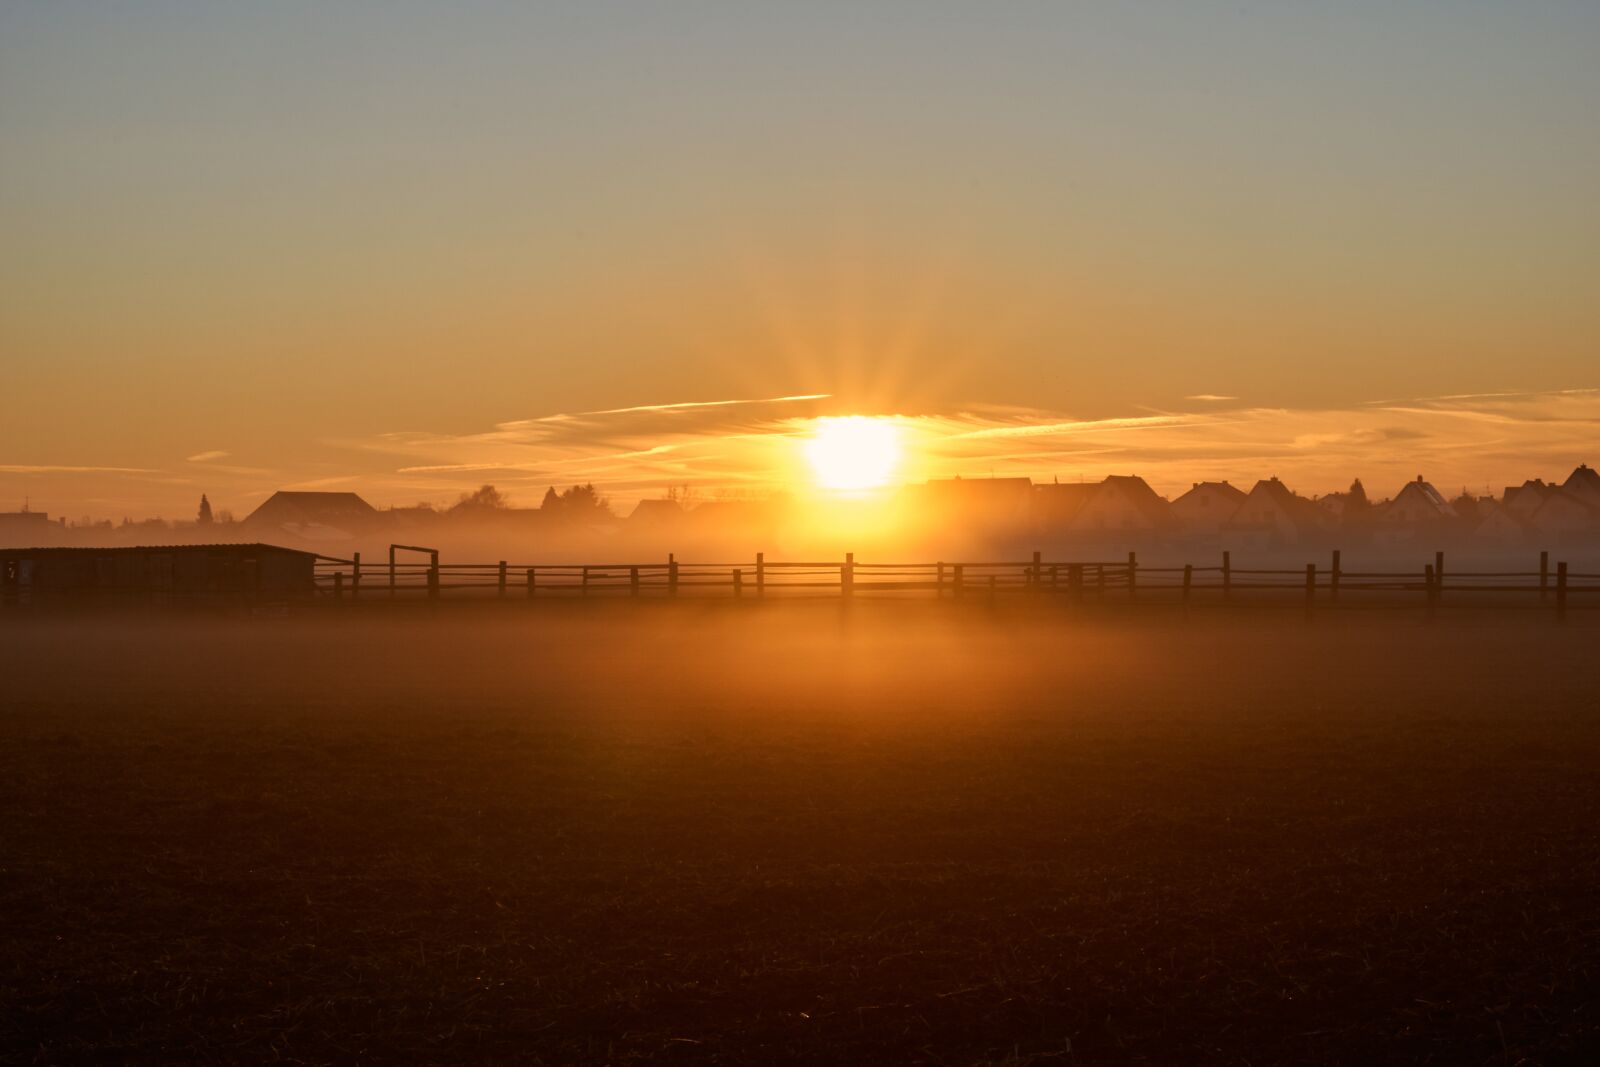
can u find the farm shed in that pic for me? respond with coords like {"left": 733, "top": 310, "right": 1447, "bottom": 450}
{"left": 0, "top": 543, "right": 318, "bottom": 610}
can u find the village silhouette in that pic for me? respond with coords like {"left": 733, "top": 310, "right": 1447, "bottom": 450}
{"left": 6, "top": 463, "right": 1599, "bottom": 554}
{"left": 6, "top": 464, "right": 1598, "bottom": 615}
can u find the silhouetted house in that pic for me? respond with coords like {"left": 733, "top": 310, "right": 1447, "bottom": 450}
{"left": 1381, "top": 477, "right": 1456, "bottom": 523}
{"left": 1523, "top": 490, "right": 1600, "bottom": 543}
{"left": 0, "top": 543, "right": 317, "bottom": 610}
{"left": 1475, "top": 506, "right": 1538, "bottom": 547}
{"left": 1067, "top": 476, "right": 1176, "bottom": 536}
{"left": 386, "top": 504, "right": 441, "bottom": 533}
{"left": 1169, "top": 481, "right": 1245, "bottom": 535}
{"left": 1032, "top": 482, "right": 1098, "bottom": 534}
{"left": 243, "top": 491, "right": 379, "bottom": 541}
{"left": 628, "top": 499, "right": 684, "bottom": 526}
{"left": 1562, "top": 463, "right": 1600, "bottom": 507}
{"left": 0, "top": 509, "right": 62, "bottom": 547}
{"left": 1223, "top": 478, "right": 1330, "bottom": 547}
{"left": 1448, "top": 491, "right": 1489, "bottom": 526}
{"left": 1315, "top": 492, "right": 1349, "bottom": 520}
{"left": 1502, "top": 479, "right": 1554, "bottom": 516}
{"left": 1372, "top": 476, "right": 1457, "bottom": 543}
{"left": 1317, "top": 479, "right": 1373, "bottom": 532}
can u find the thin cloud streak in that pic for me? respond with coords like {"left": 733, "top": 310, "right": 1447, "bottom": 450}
{"left": 586, "top": 393, "right": 832, "bottom": 417}
{"left": 0, "top": 464, "right": 160, "bottom": 474}
{"left": 17, "top": 388, "right": 1595, "bottom": 517}
{"left": 339, "top": 386, "right": 1600, "bottom": 506}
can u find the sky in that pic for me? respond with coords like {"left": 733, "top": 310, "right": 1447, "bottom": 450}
{"left": 2, "top": 2, "right": 1597, "bottom": 518}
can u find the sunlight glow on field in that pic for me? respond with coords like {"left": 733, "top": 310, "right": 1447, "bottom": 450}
{"left": 804, "top": 417, "right": 902, "bottom": 491}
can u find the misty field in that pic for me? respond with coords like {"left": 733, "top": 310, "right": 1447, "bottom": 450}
{"left": 2, "top": 606, "right": 1597, "bottom": 1064}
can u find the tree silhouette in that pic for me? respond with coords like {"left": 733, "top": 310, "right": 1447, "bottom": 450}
{"left": 197, "top": 494, "right": 214, "bottom": 525}
{"left": 541, "top": 483, "right": 612, "bottom": 520}
{"left": 452, "top": 484, "right": 509, "bottom": 512}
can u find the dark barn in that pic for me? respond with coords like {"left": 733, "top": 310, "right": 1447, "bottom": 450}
{"left": 0, "top": 544, "right": 318, "bottom": 610}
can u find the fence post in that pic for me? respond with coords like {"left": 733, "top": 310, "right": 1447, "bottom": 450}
{"left": 1127, "top": 551, "right": 1137, "bottom": 599}
{"left": 1330, "top": 549, "right": 1340, "bottom": 603}
{"left": 498, "top": 560, "right": 507, "bottom": 598}
{"left": 1435, "top": 551, "right": 1445, "bottom": 604}
{"left": 1096, "top": 564, "right": 1105, "bottom": 598}
{"left": 936, "top": 562, "right": 945, "bottom": 598}
{"left": 988, "top": 574, "right": 997, "bottom": 603}
{"left": 1424, "top": 563, "right": 1436, "bottom": 622}
{"left": 352, "top": 552, "right": 361, "bottom": 599}
{"left": 427, "top": 563, "right": 440, "bottom": 601}
{"left": 630, "top": 566, "right": 640, "bottom": 598}
{"left": 1032, "top": 550, "right": 1042, "bottom": 592}
{"left": 526, "top": 567, "right": 536, "bottom": 599}
{"left": 668, "top": 554, "right": 679, "bottom": 598}
{"left": 1539, "top": 550, "right": 1549, "bottom": 600}
{"left": 1070, "top": 563, "right": 1083, "bottom": 603}
{"left": 842, "top": 553, "right": 854, "bottom": 599}
{"left": 733, "top": 568, "right": 743, "bottom": 598}
{"left": 1050, "top": 564, "right": 1059, "bottom": 592}
{"left": 1222, "top": 550, "right": 1231, "bottom": 602}
{"left": 1304, "top": 563, "right": 1315, "bottom": 621}
{"left": 334, "top": 571, "right": 344, "bottom": 600}
{"left": 954, "top": 563, "right": 965, "bottom": 599}
{"left": 1556, "top": 561, "right": 1567, "bottom": 623}
{"left": 755, "top": 552, "right": 765, "bottom": 599}
{"left": 581, "top": 566, "right": 589, "bottom": 597}
{"left": 1182, "top": 563, "right": 1192, "bottom": 619}
{"left": 389, "top": 544, "right": 397, "bottom": 598}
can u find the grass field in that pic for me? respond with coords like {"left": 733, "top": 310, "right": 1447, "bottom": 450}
{"left": 2, "top": 606, "right": 1597, "bottom": 1064}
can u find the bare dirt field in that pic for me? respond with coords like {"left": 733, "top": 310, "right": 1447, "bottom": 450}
{"left": 2, "top": 605, "right": 1597, "bottom": 1064}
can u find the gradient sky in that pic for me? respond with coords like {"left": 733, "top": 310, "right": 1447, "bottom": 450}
{"left": 2, "top": 2, "right": 1596, "bottom": 517}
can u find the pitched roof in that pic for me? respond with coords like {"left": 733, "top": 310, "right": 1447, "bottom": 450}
{"left": 1475, "top": 507, "right": 1538, "bottom": 538}
{"left": 1532, "top": 487, "right": 1600, "bottom": 518}
{"left": 1563, "top": 464, "right": 1600, "bottom": 497}
{"left": 1029, "top": 483, "right": 1094, "bottom": 528}
{"left": 629, "top": 499, "right": 683, "bottom": 521}
{"left": 1172, "top": 480, "right": 1246, "bottom": 506}
{"left": 1090, "top": 475, "right": 1178, "bottom": 528}
{"left": 1227, "top": 478, "right": 1328, "bottom": 533}
{"left": 1381, "top": 477, "right": 1457, "bottom": 519}
{"left": 1503, "top": 479, "right": 1555, "bottom": 512}
{"left": 244, "top": 492, "right": 377, "bottom": 528}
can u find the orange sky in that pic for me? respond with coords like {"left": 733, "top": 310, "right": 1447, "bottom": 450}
{"left": 1, "top": 5, "right": 1596, "bottom": 518}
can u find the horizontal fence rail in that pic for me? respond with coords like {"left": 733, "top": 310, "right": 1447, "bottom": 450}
{"left": 304, "top": 548, "right": 1600, "bottom": 621}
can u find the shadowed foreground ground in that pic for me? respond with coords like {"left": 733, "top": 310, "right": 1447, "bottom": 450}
{"left": 2, "top": 606, "right": 1597, "bottom": 1064}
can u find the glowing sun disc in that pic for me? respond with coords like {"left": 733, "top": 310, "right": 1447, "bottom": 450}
{"left": 805, "top": 417, "right": 901, "bottom": 491}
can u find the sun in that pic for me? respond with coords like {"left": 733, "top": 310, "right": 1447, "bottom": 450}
{"left": 804, "top": 416, "right": 902, "bottom": 491}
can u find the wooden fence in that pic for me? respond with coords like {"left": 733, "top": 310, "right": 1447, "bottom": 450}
{"left": 313, "top": 548, "right": 1600, "bottom": 621}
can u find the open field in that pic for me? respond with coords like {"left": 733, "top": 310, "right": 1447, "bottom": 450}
{"left": 2, "top": 606, "right": 1598, "bottom": 1064}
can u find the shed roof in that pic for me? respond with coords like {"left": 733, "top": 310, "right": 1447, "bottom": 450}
{"left": 0, "top": 542, "right": 320, "bottom": 558}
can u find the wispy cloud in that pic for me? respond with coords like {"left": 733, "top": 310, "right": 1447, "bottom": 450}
{"left": 0, "top": 464, "right": 159, "bottom": 474}
{"left": 586, "top": 393, "right": 831, "bottom": 417}
{"left": 11, "top": 387, "right": 1600, "bottom": 518}
{"left": 1186, "top": 394, "right": 1238, "bottom": 402}
{"left": 326, "top": 386, "right": 1600, "bottom": 505}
